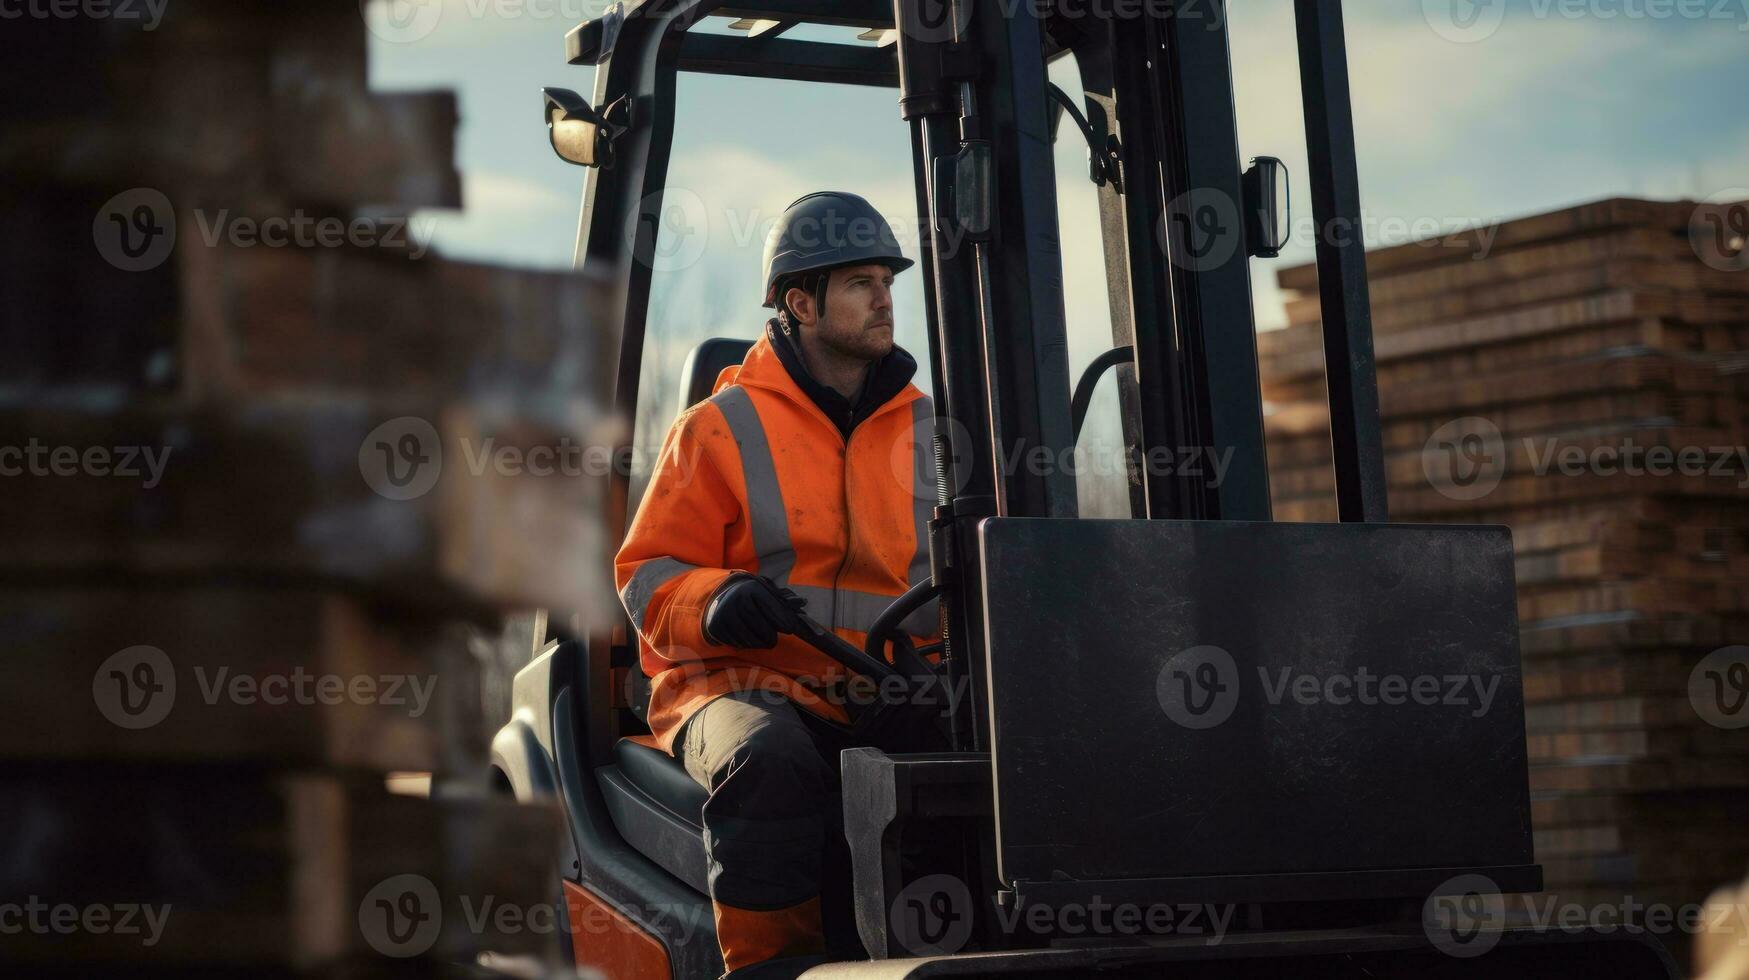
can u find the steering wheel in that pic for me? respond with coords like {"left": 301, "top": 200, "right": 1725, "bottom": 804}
{"left": 863, "top": 578, "right": 944, "bottom": 683}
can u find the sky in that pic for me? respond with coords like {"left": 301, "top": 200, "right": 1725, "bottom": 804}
{"left": 364, "top": 0, "right": 1749, "bottom": 512}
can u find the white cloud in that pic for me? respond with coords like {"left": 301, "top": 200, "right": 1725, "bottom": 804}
{"left": 468, "top": 171, "right": 574, "bottom": 212}
{"left": 1228, "top": 3, "right": 1745, "bottom": 323}
{"left": 418, "top": 170, "right": 578, "bottom": 269}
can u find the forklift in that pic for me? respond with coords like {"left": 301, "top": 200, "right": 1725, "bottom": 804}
{"left": 492, "top": 1, "right": 1683, "bottom": 977}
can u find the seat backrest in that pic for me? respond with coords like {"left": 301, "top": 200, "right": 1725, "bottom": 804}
{"left": 626, "top": 336, "right": 752, "bottom": 726}
{"left": 676, "top": 337, "right": 754, "bottom": 417}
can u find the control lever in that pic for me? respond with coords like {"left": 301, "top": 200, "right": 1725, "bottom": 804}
{"left": 750, "top": 579, "right": 902, "bottom": 683}
{"left": 754, "top": 579, "right": 949, "bottom": 749}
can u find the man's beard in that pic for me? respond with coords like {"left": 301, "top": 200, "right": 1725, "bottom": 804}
{"left": 820, "top": 316, "right": 894, "bottom": 361}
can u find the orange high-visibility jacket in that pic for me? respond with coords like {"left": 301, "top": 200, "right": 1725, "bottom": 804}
{"left": 615, "top": 331, "right": 940, "bottom": 751}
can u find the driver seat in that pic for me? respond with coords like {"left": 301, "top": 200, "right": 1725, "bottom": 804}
{"left": 676, "top": 336, "right": 756, "bottom": 416}
{"left": 596, "top": 335, "right": 755, "bottom": 895}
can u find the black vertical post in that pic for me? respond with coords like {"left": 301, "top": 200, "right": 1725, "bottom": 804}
{"left": 893, "top": 0, "right": 1002, "bottom": 751}
{"left": 907, "top": 123, "right": 946, "bottom": 399}
{"left": 966, "top": 0, "right": 1080, "bottom": 520}
{"left": 1100, "top": 23, "right": 1189, "bottom": 521}
{"left": 1295, "top": 0, "right": 1388, "bottom": 523}
{"left": 1075, "top": 41, "right": 1157, "bottom": 521}
{"left": 1152, "top": 0, "right": 1273, "bottom": 521}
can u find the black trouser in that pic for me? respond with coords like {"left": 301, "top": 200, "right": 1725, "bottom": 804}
{"left": 675, "top": 688, "right": 868, "bottom": 956}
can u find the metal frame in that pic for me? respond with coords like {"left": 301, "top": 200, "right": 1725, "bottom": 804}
{"left": 677, "top": 33, "right": 897, "bottom": 86}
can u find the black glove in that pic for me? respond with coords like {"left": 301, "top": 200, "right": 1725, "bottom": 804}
{"left": 701, "top": 575, "right": 807, "bottom": 649}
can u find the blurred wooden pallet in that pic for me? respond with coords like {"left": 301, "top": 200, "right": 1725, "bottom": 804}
{"left": 0, "top": 771, "right": 562, "bottom": 968}
{"left": 1277, "top": 198, "right": 1702, "bottom": 294}
{"left": 1264, "top": 296, "right": 1749, "bottom": 382}
{"left": 1268, "top": 347, "right": 1741, "bottom": 420}
{"left": 0, "top": 2, "right": 602, "bottom": 976}
{"left": 1283, "top": 226, "right": 1699, "bottom": 309}
{"left": 0, "top": 402, "right": 614, "bottom": 620}
{"left": 0, "top": 586, "right": 472, "bottom": 770}
{"left": 1285, "top": 259, "right": 1749, "bottom": 334}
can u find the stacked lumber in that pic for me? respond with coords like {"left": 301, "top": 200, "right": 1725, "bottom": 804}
{"left": 1, "top": 3, "right": 613, "bottom": 975}
{"left": 1262, "top": 197, "right": 1749, "bottom": 956}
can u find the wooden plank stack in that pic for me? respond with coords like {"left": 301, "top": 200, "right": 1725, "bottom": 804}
{"left": 1262, "top": 197, "right": 1749, "bottom": 957}
{"left": 1, "top": 3, "right": 614, "bottom": 975}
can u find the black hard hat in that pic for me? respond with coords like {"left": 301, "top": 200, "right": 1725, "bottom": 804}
{"left": 761, "top": 191, "right": 915, "bottom": 309}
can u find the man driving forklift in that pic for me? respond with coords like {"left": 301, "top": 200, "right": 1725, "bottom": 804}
{"left": 614, "top": 191, "right": 941, "bottom": 976}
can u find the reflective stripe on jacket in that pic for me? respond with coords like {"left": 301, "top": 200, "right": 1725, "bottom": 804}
{"left": 614, "top": 331, "right": 941, "bottom": 750}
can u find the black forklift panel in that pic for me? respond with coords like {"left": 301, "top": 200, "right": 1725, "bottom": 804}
{"left": 976, "top": 518, "right": 1539, "bottom": 904}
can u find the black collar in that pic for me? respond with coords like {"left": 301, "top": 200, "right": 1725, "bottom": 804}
{"left": 765, "top": 319, "right": 917, "bottom": 439}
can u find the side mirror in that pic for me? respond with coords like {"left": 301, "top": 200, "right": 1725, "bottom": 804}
{"left": 543, "top": 87, "right": 609, "bottom": 168}
{"left": 1242, "top": 156, "right": 1289, "bottom": 258}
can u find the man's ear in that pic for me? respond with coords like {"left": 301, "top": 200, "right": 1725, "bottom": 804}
{"left": 784, "top": 285, "right": 815, "bottom": 326}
